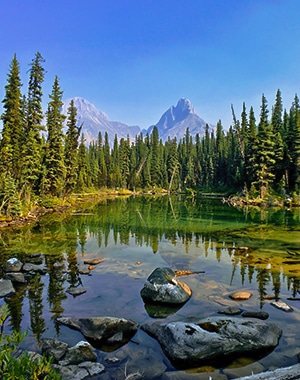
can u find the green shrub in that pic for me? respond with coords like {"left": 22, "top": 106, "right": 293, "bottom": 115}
{"left": 0, "top": 304, "right": 61, "bottom": 379}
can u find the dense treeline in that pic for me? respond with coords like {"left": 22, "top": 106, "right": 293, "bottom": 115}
{"left": 0, "top": 53, "right": 300, "bottom": 216}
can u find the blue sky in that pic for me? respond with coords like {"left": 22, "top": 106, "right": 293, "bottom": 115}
{"left": 1, "top": 0, "right": 300, "bottom": 129}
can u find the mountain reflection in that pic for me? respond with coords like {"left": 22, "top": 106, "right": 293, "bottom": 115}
{"left": 0, "top": 195, "right": 300, "bottom": 334}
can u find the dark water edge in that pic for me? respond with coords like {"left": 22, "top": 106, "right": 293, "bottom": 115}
{"left": 0, "top": 195, "right": 300, "bottom": 378}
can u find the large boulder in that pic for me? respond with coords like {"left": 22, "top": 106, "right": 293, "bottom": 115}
{"left": 142, "top": 316, "right": 282, "bottom": 367}
{"left": 140, "top": 267, "right": 192, "bottom": 305}
{"left": 57, "top": 316, "right": 138, "bottom": 349}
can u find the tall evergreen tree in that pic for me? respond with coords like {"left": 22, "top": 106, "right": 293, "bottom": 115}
{"left": 22, "top": 52, "right": 46, "bottom": 194}
{"left": 64, "top": 99, "right": 82, "bottom": 195}
{"left": 0, "top": 54, "right": 23, "bottom": 181}
{"left": 42, "top": 76, "right": 66, "bottom": 196}
{"left": 251, "top": 94, "right": 275, "bottom": 198}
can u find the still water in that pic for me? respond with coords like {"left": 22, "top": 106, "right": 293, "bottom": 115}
{"left": 1, "top": 195, "right": 300, "bottom": 378}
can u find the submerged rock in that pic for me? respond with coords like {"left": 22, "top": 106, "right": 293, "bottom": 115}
{"left": 0, "top": 279, "right": 15, "bottom": 297}
{"left": 141, "top": 316, "right": 282, "bottom": 367}
{"left": 218, "top": 306, "right": 243, "bottom": 315}
{"left": 229, "top": 291, "right": 253, "bottom": 301}
{"left": 271, "top": 301, "right": 293, "bottom": 312}
{"left": 242, "top": 311, "right": 269, "bottom": 320}
{"left": 140, "top": 267, "right": 192, "bottom": 305}
{"left": 57, "top": 316, "right": 138, "bottom": 349}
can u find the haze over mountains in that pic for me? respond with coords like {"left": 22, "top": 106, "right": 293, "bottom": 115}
{"left": 62, "top": 97, "right": 214, "bottom": 143}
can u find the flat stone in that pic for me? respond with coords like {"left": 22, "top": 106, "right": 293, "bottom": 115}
{"left": 78, "top": 361, "right": 105, "bottom": 376}
{"left": 229, "top": 291, "right": 253, "bottom": 300}
{"left": 224, "top": 361, "right": 265, "bottom": 378}
{"left": 218, "top": 306, "right": 243, "bottom": 315}
{"left": 271, "top": 301, "right": 293, "bottom": 312}
{"left": 83, "top": 259, "right": 104, "bottom": 265}
{"left": 242, "top": 311, "right": 269, "bottom": 320}
{"left": 161, "top": 371, "right": 227, "bottom": 379}
{"left": 236, "top": 363, "right": 300, "bottom": 379}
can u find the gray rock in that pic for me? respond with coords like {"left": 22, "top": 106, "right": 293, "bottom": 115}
{"left": 41, "top": 338, "right": 69, "bottom": 362}
{"left": 57, "top": 316, "right": 138, "bottom": 348}
{"left": 271, "top": 300, "right": 293, "bottom": 312}
{"left": 52, "top": 364, "right": 89, "bottom": 380}
{"left": 218, "top": 306, "right": 243, "bottom": 315}
{"left": 224, "top": 361, "right": 265, "bottom": 378}
{"left": 141, "top": 317, "right": 282, "bottom": 366}
{"left": 140, "top": 267, "right": 192, "bottom": 305}
{"left": 5, "top": 258, "right": 23, "bottom": 272}
{"left": 242, "top": 311, "right": 269, "bottom": 320}
{"left": 78, "top": 361, "right": 105, "bottom": 376}
{"left": 236, "top": 363, "right": 300, "bottom": 379}
{"left": 22, "top": 263, "right": 47, "bottom": 274}
{"left": 161, "top": 370, "right": 227, "bottom": 379}
{"left": 59, "top": 341, "right": 96, "bottom": 366}
{"left": 0, "top": 278, "right": 15, "bottom": 297}
{"left": 5, "top": 272, "right": 26, "bottom": 283}
{"left": 125, "top": 352, "right": 167, "bottom": 379}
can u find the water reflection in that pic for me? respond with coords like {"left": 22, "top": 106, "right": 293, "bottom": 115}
{"left": 0, "top": 195, "right": 300, "bottom": 369}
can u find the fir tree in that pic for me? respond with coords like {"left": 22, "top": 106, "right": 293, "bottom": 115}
{"left": 64, "top": 99, "right": 82, "bottom": 195}
{"left": 251, "top": 94, "right": 275, "bottom": 198}
{"left": 42, "top": 76, "right": 66, "bottom": 196}
{"left": 0, "top": 54, "right": 23, "bottom": 181}
{"left": 22, "top": 52, "right": 46, "bottom": 194}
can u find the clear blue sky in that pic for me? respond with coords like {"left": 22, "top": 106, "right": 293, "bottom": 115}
{"left": 1, "top": 0, "right": 300, "bottom": 129}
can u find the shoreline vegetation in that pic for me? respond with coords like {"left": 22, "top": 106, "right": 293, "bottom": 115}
{"left": 0, "top": 188, "right": 299, "bottom": 230}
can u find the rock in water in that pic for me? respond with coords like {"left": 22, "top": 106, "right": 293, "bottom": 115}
{"left": 141, "top": 317, "right": 282, "bottom": 367}
{"left": 57, "top": 316, "right": 138, "bottom": 349}
{"left": 140, "top": 267, "right": 192, "bottom": 305}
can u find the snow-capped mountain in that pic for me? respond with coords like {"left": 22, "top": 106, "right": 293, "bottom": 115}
{"left": 62, "top": 97, "right": 214, "bottom": 144}
{"left": 62, "top": 97, "right": 140, "bottom": 143}
{"left": 147, "top": 98, "right": 214, "bottom": 141}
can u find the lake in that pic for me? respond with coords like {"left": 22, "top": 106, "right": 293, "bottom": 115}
{"left": 1, "top": 195, "right": 300, "bottom": 378}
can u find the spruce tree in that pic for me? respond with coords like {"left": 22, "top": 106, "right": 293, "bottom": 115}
{"left": 22, "top": 52, "right": 46, "bottom": 194}
{"left": 64, "top": 99, "right": 82, "bottom": 195}
{"left": 42, "top": 76, "right": 66, "bottom": 196}
{"left": 251, "top": 94, "right": 275, "bottom": 198}
{"left": 0, "top": 54, "right": 23, "bottom": 181}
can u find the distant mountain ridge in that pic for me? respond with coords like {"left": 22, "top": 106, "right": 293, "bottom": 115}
{"left": 62, "top": 97, "right": 214, "bottom": 143}
{"left": 147, "top": 98, "right": 214, "bottom": 141}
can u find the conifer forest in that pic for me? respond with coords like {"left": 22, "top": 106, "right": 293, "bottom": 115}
{"left": 1, "top": 53, "right": 300, "bottom": 217}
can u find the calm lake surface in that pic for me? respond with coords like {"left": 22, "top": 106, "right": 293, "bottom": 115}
{"left": 1, "top": 195, "right": 300, "bottom": 378}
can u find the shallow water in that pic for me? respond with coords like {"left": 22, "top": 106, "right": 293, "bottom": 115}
{"left": 1, "top": 195, "right": 300, "bottom": 378}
